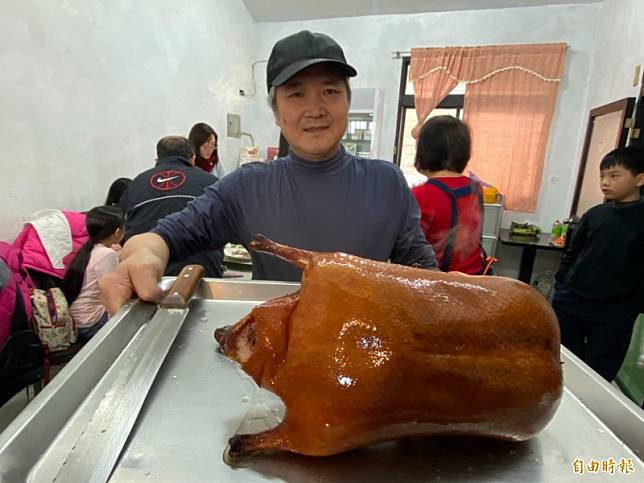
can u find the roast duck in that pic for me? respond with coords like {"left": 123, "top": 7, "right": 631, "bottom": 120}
{"left": 215, "top": 235, "right": 562, "bottom": 465}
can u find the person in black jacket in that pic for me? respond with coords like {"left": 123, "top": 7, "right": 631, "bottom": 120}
{"left": 105, "top": 178, "right": 132, "bottom": 207}
{"left": 553, "top": 147, "right": 644, "bottom": 382}
{"left": 119, "top": 136, "right": 223, "bottom": 277}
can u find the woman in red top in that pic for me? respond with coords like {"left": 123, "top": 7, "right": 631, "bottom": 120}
{"left": 411, "top": 116, "right": 485, "bottom": 274}
{"left": 188, "top": 123, "right": 225, "bottom": 178}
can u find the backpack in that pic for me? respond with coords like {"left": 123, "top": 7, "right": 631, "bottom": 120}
{"left": 31, "top": 287, "right": 76, "bottom": 352}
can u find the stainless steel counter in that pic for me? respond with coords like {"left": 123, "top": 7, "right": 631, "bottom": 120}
{"left": 1, "top": 279, "right": 642, "bottom": 482}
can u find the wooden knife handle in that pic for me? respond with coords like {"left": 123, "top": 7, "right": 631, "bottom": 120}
{"left": 160, "top": 264, "right": 205, "bottom": 308}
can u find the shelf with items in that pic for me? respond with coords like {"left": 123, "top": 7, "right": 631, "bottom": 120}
{"left": 341, "top": 88, "right": 384, "bottom": 158}
{"left": 343, "top": 117, "right": 374, "bottom": 157}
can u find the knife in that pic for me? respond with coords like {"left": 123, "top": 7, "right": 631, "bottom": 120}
{"left": 51, "top": 264, "right": 204, "bottom": 483}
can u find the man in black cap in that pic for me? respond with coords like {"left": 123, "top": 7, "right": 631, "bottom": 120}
{"left": 99, "top": 31, "right": 437, "bottom": 313}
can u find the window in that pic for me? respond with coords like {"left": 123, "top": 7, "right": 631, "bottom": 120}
{"left": 394, "top": 57, "right": 464, "bottom": 185}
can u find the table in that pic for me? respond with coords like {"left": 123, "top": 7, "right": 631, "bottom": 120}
{"left": 2, "top": 280, "right": 642, "bottom": 481}
{"left": 498, "top": 228, "right": 564, "bottom": 284}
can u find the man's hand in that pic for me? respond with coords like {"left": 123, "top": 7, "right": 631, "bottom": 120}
{"left": 99, "top": 233, "right": 169, "bottom": 315}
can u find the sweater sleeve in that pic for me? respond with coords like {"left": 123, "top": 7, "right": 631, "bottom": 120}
{"left": 152, "top": 174, "right": 241, "bottom": 264}
{"left": 390, "top": 172, "right": 438, "bottom": 269}
{"left": 632, "top": 249, "right": 644, "bottom": 314}
{"left": 555, "top": 213, "right": 589, "bottom": 283}
{"left": 634, "top": 278, "right": 644, "bottom": 314}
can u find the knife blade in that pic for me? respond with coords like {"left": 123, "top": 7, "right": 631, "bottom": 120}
{"left": 51, "top": 264, "right": 204, "bottom": 483}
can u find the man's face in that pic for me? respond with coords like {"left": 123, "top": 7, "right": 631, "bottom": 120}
{"left": 273, "top": 64, "right": 349, "bottom": 161}
{"left": 600, "top": 164, "right": 644, "bottom": 202}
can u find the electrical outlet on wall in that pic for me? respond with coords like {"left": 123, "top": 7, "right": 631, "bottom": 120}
{"left": 227, "top": 113, "right": 241, "bottom": 138}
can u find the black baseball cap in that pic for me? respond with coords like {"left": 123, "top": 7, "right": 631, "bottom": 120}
{"left": 266, "top": 30, "right": 357, "bottom": 92}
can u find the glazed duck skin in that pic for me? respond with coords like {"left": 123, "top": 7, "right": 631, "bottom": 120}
{"left": 215, "top": 235, "right": 562, "bottom": 465}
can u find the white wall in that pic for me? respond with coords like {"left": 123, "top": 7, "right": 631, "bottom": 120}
{"left": 585, "top": 0, "right": 643, "bottom": 109}
{"left": 497, "top": 0, "right": 644, "bottom": 282}
{"left": 0, "top": 0, "right": 256, "bottom": 241}
{"left": 250, "top": 3, "right": 600, "bottom": 231}
{"left": 2, "top": 1, "right": 626, "bottom": 251}
{"left": 554, "top": 0, "right": 644, "bottom": 222}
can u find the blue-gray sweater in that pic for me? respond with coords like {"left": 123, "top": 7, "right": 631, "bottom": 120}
{"left": 153, "top": 147, "right": 437, "bottom": 281}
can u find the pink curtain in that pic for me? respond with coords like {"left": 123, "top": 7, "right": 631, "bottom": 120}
{"left": 410, "top": 44, "right": 566, "bottom": 211}
{"left": 409, "top": 47, "right": 461, "bottom": 138}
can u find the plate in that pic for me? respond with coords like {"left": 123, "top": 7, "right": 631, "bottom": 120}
{"left": 224, "top": 244, "right": 251, "bottom": 264}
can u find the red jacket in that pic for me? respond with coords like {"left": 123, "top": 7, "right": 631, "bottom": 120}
{"left": 13, "top": 211, "right": 88, "bottom": 279}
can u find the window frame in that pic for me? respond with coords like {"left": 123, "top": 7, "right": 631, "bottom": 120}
{"left": 393, "top": 56, "right": 464, "bottom": 165}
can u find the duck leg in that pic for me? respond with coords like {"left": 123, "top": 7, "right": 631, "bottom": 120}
{"left": 249, "top": 234, "right": 315, "bottom": 269}
{"left": 224, "top": 425, "right": 288, "bottom": 467}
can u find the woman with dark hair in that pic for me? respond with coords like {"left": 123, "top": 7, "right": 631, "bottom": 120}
{"left": 61, "top": 206, "right": 124, "bottom": 340}
{"left": 188, "top": 122, "right": 225, "bottom": 178}
{"left": 105, "top": 178, "right": 132, "bottom": 206}
{"left": 412, "top": 115, "right": 485, "bottom": 275}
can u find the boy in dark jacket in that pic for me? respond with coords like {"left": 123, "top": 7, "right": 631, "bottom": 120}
{"left": 553, "top": 147, "right": 644, "bottom": 382}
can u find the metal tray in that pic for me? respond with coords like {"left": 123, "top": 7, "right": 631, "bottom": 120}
{"left": 1, "top": 279, "right": 642, "bottom": 482}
